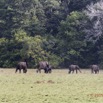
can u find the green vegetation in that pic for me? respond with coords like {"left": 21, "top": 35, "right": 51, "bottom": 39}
{"left": 0, "top": 0, "right": 103, "bottom": 68}
{"left": 0, "top": 69, "right": 103, "bottom": 103}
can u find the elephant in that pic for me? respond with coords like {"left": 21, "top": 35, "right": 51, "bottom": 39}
{"left": 15, "top": 61, "right": 28, "bottom": 73}
{"left": 36, "top": 61, "right": 52, "bottom": 73}
{"left": 90, "top": 65, "right": 99, "bottom": 74}
{"left": 68, "top": 64, "right": 81, "bottom": 74}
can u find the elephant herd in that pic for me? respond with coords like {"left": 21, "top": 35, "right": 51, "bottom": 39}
{"left": 15, "top": 61, "right": 52, "bottom": 74}
{"left": 15, "top": 61, "right": 100, "bottom": 74}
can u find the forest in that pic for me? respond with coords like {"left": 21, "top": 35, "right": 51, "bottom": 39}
{"left": 0, "top": 0, "right": 103, "bottom": 68}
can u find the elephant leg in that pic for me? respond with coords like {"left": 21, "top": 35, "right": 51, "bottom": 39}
{"left": 47, "top": 70, "right": 49, "bottom": 73}
{"left": 23, "top": 69, "right": 24, "bottom": 73}
{"left": 46, "top": 70, "right": 48, "bottom": 74}
{"left": 78, "top": 69, "right": 81, "bottom": 73}
{"left": 96, "top": 70, "right": 99, "bottom": 74}
{"left": 68, "top": 70, "right": 71, "bottom": 74}
{"left": 72, "top": 70, "right": 74, "bottom": 74}
{"left": 39, "top": 69, "right": 41, "bottom": 73}
{"left": 48, "top": 70, "right": 50, "bottom": 73}
{"left": 45, "top": 70, "right": 48, "bottom": 73}
{"left": 44, "top": 69, "right": 46, "bottom": 73}
{"left": 47, "top": 68, "right": 50, "bottom": 73}
{"left": 25, "top": 69, "right": 27, "bottom": 73}
{"left": 38, "top": 68, "right": 41, "bottom": 73}
{"left": 36, "top": 68, "right": 41, "bottom": 73}
{"left": 15, "top": 69, "right": 18, "bottom": 73}
{"left": 19, "top": 69, "right": 21, "bottom": 73}
{"left": 76, "top": 69, "right": 78, "bottom": 74}
{"left": 96, "top": 70, "right": 98, "bottom": 74}
{"left": 49, "top": 69, "right": 52, "bottom": 73}
{"left": 91, "top": 69, "right": 93, "bottom": 74}
{"left": 23, "top": 69, "right": 27, "bottom": 73}
{"left": 44, "top": 68, "right": 48, "bottom": 73}
{"left": 50, "top": 70, "right": 52, "bottom": 73}
{"left": 36, "top": 69, "right": 39, "bottom": 73}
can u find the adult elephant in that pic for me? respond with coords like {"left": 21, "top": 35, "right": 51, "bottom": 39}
{"left": 15, "top": 60, "right": 28, "bottom": 73}
{"left": 90, "top": 65, "right": 99, "bottom": 74}
{"left": 36, "top": 61, "right": 51, "bottom": 73}
{"left": 68, "top": 64, "right": 81, "bottom": 74}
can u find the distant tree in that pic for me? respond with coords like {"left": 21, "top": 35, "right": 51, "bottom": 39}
{"left": 84, "top": 0, "right": 103, "bottom": 42}
{"left": 57, "top": 11, "right": 87, "bottom": 67}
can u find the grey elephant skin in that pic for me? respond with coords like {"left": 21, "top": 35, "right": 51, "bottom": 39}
{"left": 90, "top": 65, "right": 99, "bottom": 74}
{"left": 68, "top": 65, "right": 81, "bottom": 74}
{"left": 15, "top": 62, "right": 27, "bottom": 73}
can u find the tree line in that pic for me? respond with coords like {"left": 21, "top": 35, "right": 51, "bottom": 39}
{"left": 0, "top": 0, "right": 103, "bottom": 68}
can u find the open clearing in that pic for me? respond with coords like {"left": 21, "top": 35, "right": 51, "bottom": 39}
{"left": 0, "top": 68, "right": 103, "bottom": 103}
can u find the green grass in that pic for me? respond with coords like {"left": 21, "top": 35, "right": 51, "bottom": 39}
{"left": 0, "top": 68, "right": 103, "bottom": 103}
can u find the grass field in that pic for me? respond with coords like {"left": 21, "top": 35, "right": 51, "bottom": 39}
{"left": 0, "top": 68, "right": 103, "bottom": 103}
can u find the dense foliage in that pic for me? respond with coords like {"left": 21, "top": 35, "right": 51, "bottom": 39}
{"left": 0, "top": 0, "right": 102, "bottom": 68}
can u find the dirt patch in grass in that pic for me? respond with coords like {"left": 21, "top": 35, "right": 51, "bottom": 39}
{"left": 35, "top": 81, "right": 45, "bottom": 84}
{"left": 34, "top": 80, "right": 55, "bottom": 84}
{"left": 47, "top": 80, "right": 55, "bottom": 84}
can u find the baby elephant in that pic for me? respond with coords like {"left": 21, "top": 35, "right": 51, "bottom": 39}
{"left": 68, "top": 65, "right": 81, "bottom": 74}
{"left": 44, "top": 65, "right": 52, "bottom": 74}
{"left": 90, "top": 65, "right": 99, "bottom": 74}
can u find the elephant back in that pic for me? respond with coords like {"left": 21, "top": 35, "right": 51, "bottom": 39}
{"left": 69, "top": 65, "right": 76, "bottom": 69}
{"left": 69, "top": 64, "right": 79, "bottom": 70}
{"left": 39, "top": 61, "right": 49, "bottom": 69}
{"left": 91, "top": 65, "right": 99, "bottom": 70}
{"left": 18, "top": 62, "right": 27, "bottom": 69}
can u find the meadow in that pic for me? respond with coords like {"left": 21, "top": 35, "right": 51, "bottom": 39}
{"left": 0, "top": 68, "right": 103, "bottom": 103}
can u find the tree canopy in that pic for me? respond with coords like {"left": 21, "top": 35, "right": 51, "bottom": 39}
{"left": 0, "top": 0, "right": 102, "bottom": 68}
